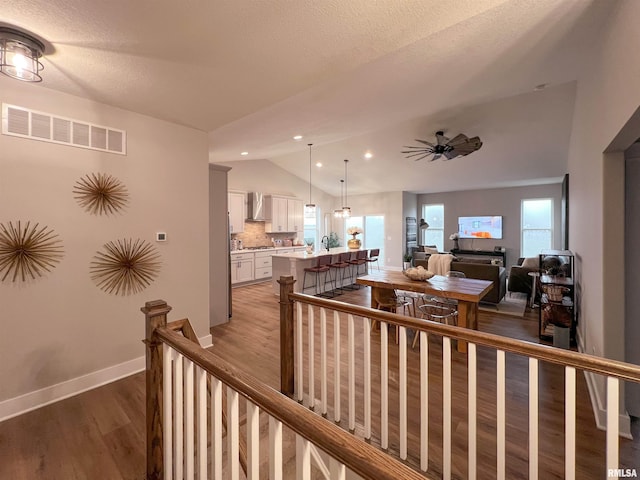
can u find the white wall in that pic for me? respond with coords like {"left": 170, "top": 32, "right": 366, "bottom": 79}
{"left": 567, "top": 0, "right": 640, "bottom": 360}
{"left": 565, "top": 0, "right": 640, "bottom": 425}
{"left": 0, "top": 79, "right": 210, "bottom": 409}
{"left": 418, "top": 183, "right": 563, "bottom": 267}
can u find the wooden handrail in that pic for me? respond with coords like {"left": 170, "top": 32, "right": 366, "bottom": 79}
{"left": 155, "top": 326, "right": 426, "bottom": 480}
{"left": 283, "top": 283, "right": 640, "bottom": 383}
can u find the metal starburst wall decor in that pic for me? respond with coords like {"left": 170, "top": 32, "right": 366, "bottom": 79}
{"left": 90, "top": 238, "right": 161, "bottom": 296}
{"left": 0, "top": 221, "right": 64, "bottom": 282}
{"left": 73, "top": 173, "right": 129, "bottom": 215}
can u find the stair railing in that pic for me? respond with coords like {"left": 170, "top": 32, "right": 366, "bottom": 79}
{"left": 278, "top": 275, "right": 640, "bottom": 480}
{"left": 143, "top": 299, "right": 425, "bottom": 480}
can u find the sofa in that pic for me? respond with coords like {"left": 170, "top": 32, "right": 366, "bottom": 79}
{"left": 413, "top": 254, "right": 506, "bottom": 305}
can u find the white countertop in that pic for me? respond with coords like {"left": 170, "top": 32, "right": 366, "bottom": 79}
{"left": 230, "top": 246, "right": 305, "bottom": 254}
{"left": 271, "top": 246, "right": 362, "bottom": 259}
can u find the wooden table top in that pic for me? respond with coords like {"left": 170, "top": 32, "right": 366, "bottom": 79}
{"left": 356, "top": 270, "right": 493, "bottom": 303}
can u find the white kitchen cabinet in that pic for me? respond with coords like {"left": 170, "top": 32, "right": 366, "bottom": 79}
{"left": 228, "top": 192, "right": 245, "bottom": 234}
{"left": 265, "top": 195, "right": 289, "bottom": 233}
{"left": 254, "top": 250, "right": 274, "bottom": 279}
{"left": 231, "top": 252, "right": 254, "bottom": 284}
{"left": 287, "top": 198, "right": 304, "bottom": 233}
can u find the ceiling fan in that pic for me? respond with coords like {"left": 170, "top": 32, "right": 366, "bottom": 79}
{"left": 402, "top": 130, "right": 482, "bottom": 162}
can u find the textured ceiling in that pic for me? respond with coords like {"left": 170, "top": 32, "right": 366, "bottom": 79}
{"left": 1, "top": 0, "right": 616, "bottom": 195}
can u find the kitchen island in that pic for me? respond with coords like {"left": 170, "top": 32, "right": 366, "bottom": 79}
{"left": 271, "top": 247, "right": 366, "bottom": 295}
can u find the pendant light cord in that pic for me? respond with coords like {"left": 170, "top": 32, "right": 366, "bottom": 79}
{"left": 308, "top": 144, "right": 313, "bottom": 205}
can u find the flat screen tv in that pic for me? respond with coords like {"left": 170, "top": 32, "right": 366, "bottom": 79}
{"left": 458, "top": 216, "right": 503, "bottom": 239}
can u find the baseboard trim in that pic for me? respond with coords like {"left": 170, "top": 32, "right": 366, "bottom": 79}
{"left": 577, "top": 330, "right": 632, "bottom": 439}
{"left": 0, "top": 333, "right": 213, "bottom": 423}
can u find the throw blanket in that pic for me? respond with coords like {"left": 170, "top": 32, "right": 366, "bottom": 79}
{"left": 427, "top": 253, "right": 453, "bottom": 276}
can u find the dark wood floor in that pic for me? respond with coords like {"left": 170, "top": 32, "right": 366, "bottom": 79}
{"left": 0, "top": 281, "right": 637, "bottom": 479}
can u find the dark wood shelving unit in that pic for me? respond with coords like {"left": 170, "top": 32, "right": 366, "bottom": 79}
{"left": 538, "top": 249, "right": 575, "bottom": 345}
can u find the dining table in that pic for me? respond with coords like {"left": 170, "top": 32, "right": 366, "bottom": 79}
{"left": 356, "top": 270, "right": 493, "bottom": 353}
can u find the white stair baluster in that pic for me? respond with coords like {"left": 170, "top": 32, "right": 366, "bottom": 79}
{"left": 321, "top": 307, "right": 327, "bottom": 415}
{"left": 420, "top": 331, "right": 429, "bottom": 472}
{"left": 333, "top": 310, "right": 341, "bottom": 422}
{"left": 468, "top": 342, "right": 477, "bottom": 480}
{"left": 297, "top": 302, "right": 304, "bottom": 402}
{"left": 607, "top": 376, "right": 620, "bottom": 475}
{"left": 443, "top": 337, "right": 452, "bottom": 480}
{"left": 497, "top": 349, "right": 505, "bottom": 480}
{"left": 364, "top": 316, "right": 371, "bottom": 439}
{"left": 247, "top": 400, "right": 260, "bottom": 480}
{"left": 269, "top": 417, "right": 283, "bottom": 480}
{"left": 565, "top": 366, "right": 576, "bottom": 480}
{"left": 308, "top": 305, "right": 315, "bottom": 409}
{"left": 399, "top": 325, "right": 407, "bottom": 460}
{"left": 162, "top": 344, "right": 173, "bottom": 480}
{"left": 228, "top": 387, "right": 239, "bottom": 480}
{"left": 196, "top": 366, "right": 207, "bottom": 480}
{"left": 529, "top": 358, "right": 539, "bottom": 480}
{"left": 381, "top": 321, "right": 389, "bottom": 450}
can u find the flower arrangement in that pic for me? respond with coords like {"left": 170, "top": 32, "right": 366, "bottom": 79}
{"left": 347, "top": 226, "right": 363, "bottom": 235}
{"left": 449, "top": 232, "right": 459, "bottom": 240}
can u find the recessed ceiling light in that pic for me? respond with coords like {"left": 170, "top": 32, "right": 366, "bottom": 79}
{"left": 364, "top": 151, "right": 373, "bottom": 159}
{"left": 534, "top": 83, "right": 548, "bottom": 91}
{"left": 293, "top": 135, "right": 303, "bottom": 140}
{"left": 240, "top": 151, "right": 249, "bottom": 156}
{"left": 315, "top": 162, "right": 323, "bottom": 167}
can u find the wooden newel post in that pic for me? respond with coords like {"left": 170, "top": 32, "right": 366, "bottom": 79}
{"left": 278, "top": 275, "right": 296, "bottom": 396}
{"left": 142, "top": 300, "right": 172, "bottom": 480}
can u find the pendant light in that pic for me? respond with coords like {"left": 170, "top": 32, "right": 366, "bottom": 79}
{"left": 0, "top": 27, "right": 45, "bottom": 82}
{"left": 304, "top": 143, "right": 316, "bottom": 215}
{"left": 342, "top": 159, "right": 351, "bottom": 218}
{"left": 334, "top": 179, "right": 345, "bottom": 218}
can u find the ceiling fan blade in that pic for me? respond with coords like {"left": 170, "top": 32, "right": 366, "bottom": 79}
{"left": 443, "top": 150, "right": 459, "bottom": 160}
{"left": 404, "top": 150, "right": 432, "bottom": 159}
{"left": 446, "top": 133, "right": 469, "bottom": 147}
{"left": 415, "top": 139, "right": 435, "bottom": 147}
{"left": 431, "top": 153, "right": 442, "bottom": 161}
{"left": 451, "top": 136, "right": 483, "bottom": 156}
{"left": 413, "top": 153, "right": 433, "bottom": 162}
{"left": 435, "top": 131, "right": 449, "bottom": 146}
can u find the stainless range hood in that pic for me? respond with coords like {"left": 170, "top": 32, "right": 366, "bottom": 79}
{"left": 247, "top": 192, "right": 265, "bottom": 221}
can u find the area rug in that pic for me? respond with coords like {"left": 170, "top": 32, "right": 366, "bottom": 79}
{"left": 479, "top": 292, "right": 528, "bottom": 317}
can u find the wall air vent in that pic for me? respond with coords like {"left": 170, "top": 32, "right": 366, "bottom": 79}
{"left": 1, "top": 104, "right": 126, "bottom": 155}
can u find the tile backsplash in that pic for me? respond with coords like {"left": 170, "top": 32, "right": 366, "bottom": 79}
{"left": 231, "top": 221, "right": 299, "bottom": 248}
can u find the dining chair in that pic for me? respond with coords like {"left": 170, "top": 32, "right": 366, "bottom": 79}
{"left": 371, "top": 288, "right": 411, "bottom": 343}
{"left": 412, "top": 302, "right": 458, "bottom": 349}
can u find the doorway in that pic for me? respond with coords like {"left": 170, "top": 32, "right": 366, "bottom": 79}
{"left": 347, "top": 215, "right": 385, "bottom": 267}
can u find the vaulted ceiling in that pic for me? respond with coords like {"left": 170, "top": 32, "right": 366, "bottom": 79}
{"left": 2, "top": 0, "right": 617, "bottom": 195}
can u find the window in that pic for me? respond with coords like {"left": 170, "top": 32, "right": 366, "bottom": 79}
{"left": 347, "top": 215, "right": 385, "bottom": 266}
{"left": 521, "top": 198, "right": 553, "bottom": 257}
{"left": 304, "top": 207, "right": 319, "bottom": 247}
{"left": 421, "top": 204, "right": 444, "bottom": 252}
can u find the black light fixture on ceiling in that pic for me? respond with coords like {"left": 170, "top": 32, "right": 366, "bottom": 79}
{"left": 341, "top": 159, "right": 351, "bottom": 218}
{"left": 334, "top": 179, "right": 345, "bottom": 218}
{"left": 304, "top": 143, "right": 316, "bottom": 215}
{"left": 0, "top": 27, "right": 45, "bottom": 82}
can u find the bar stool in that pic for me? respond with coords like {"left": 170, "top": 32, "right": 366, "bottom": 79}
{"left": 329, "top": 252, "right": 355, "bottom": 294}
{"left": 302, "top": 255, "right": 334, "bottom": 298}
{"left": 412, "top": 302, "right": 458, "bottom": 349}
{"left": 347, "top": 249, "right": 368, "bottom": 288}
{"left": 366, "top": 248, "right": 380, "bottom": 271}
